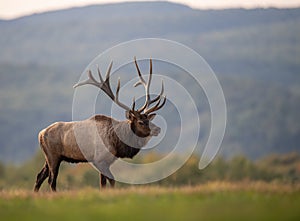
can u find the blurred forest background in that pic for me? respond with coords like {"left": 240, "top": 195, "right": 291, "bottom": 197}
{"left": 0, "top": 1, "right": 299, "bottom": 189}
{"left": 0, "top": 152, "right": 299, "bottom": 190}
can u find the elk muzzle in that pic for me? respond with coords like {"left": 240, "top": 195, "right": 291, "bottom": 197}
{"left": 150, "top": 122, "right": 161, "bottom": 136}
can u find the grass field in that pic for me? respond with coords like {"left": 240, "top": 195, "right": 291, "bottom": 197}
{"left": 0, "top": 182, "right": 300, "bottom": 221}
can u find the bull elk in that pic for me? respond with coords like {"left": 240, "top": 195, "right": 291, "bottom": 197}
{"left": 34, "top": 58, "right": 166, "bottom": 192}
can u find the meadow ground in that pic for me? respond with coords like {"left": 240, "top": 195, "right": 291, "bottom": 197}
{"left": 0, "top": 182, "right": 299, "bottom": 221}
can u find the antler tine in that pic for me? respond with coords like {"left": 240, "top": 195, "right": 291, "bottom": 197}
{"left": 100, "top": 61, "right": 115, "bottom": 100}
{"left": 144, "top": 95, "right": 167, "bottom": 115}
{"left": 141, "top": 58, "right": 152, "bottom": 111}
{"left": 143, "top": 80, "right": 166, "bottom": 114}
{"left": 115, "top": 78, "right": 131, "bottom": 111}
{"left": 74, "top": 62, "right": 131, "bottom": 112}
{"left": 134, "top": 56, "right": 146, "bottom": 86}
{"left": 134, "top": 58, "right": 152, "bottom": 113}
{"left": 146, "top": 80, "right": 164, "bottom": 107}
{"left": 73, "top": 70, "right": 100, "bottom": 88}
{"left": 105, "top": 61, "right": 113, "bottom": 81}
{"left": 96, "top": 65, "right": 104, "bottom": 83}
{"left": 131, "top": 97, "right": 136, "bottom": 111}
{"left": 133, "top": 57, "right": 166, "bottom": 114}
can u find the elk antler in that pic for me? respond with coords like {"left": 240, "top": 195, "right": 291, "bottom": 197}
{"left": 133, "top": 57, "right": 166, "bottom": 114}
{"left": 73, "top": 62, "right": 131, "bottom": 111}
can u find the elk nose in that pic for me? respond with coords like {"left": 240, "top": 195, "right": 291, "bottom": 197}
{"left": 152, "top": 127, "right": 161, "bottom": 136}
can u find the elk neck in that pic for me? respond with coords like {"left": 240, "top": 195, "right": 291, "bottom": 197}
{"left": 108, "top": 120, "right": 150, "bottom": 159}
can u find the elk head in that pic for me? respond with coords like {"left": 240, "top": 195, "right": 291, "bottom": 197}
{"left": 73, "top": 57, "right": 166, "bottom": 138}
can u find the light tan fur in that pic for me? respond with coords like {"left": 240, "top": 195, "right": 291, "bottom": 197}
{"left": 34, "top": 58, "right": 165, "bottom": 192}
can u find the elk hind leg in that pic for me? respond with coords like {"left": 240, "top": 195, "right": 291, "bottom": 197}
{"left": 47, "top": 158, "right": 61, "bottom": 192}
{"left": 34, "top": 162, "right": 49, "bottom": 192}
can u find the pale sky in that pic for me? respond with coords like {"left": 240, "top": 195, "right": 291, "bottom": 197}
{"left": 1, "top": 0, "right": 300, "bottom": 19}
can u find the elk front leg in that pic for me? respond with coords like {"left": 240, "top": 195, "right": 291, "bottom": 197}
{"left": 100, "top": 173, "right": 107, "bottom": 188}
{"left": 93, "top": 162, "right": 115, "bottom": 190}
{"left": 100, "top": 173, "right": 115, "bottom": 188}
{"left": 107, "top": 176, "right": 115, "bottom": 187}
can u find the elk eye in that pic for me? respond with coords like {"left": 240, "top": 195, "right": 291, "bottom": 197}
{"left": 138, "top": 121, "right": 145, "bottom": 126}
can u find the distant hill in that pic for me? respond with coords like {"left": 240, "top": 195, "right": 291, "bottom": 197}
{"left": 0, "top": 1, "right": 299, "bottom": 163}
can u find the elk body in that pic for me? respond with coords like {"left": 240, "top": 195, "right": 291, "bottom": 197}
{"left": 34, "top": 58, "right": 166, "bottom": 192}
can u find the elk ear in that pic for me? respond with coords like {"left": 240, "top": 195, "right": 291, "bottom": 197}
{"left": 125, "top": 111, "right": 130, "bottom": 120}
{"left": 125, "top": 110, "right": 135, "bottom": 120}
{"left": 148, "top": 113, "right": 156, "bottom": 121}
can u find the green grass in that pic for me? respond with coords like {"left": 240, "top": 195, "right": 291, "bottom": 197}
{"left": 0, "top": 182, "right": 300, "bottom": 221}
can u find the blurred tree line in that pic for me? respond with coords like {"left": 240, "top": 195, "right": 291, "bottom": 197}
{"left": 0, "top": 152, "right": 299, "bottom": 190}
{"left": 1, "top": 6, "right": 300, "bottom": 164}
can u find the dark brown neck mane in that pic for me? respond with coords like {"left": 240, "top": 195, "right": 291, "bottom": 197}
{"left": 104, "top": 118, "right": 145, "bottom": 159}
